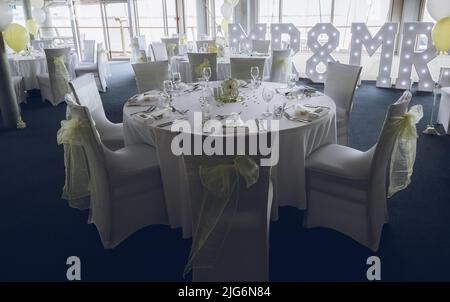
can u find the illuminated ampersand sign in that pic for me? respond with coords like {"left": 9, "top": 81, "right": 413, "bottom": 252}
{"left": 395, "top": 22, "right": 437, "bottom": 92}
{"left": 350, "top": 23, "right": 399, "bottom": 88}
{"left": 306, "top": 23, "right": 340, "bottom": 83}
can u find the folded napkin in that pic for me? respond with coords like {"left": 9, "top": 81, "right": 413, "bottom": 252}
{"left": 289, "top": 104, "right": 329, "bottom": 120}
{"left": 127, "top": 93, "right": 161, "bottom": 106}
{"left": 133, "top": 108, "right": 171, "bottom": 122}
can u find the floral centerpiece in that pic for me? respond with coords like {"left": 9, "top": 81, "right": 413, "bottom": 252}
{"left": 220, "top": 78, "right": 241, "bottom": 103}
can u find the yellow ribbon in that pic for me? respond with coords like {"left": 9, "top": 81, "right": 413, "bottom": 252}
{"left": 166, "top": 43, "right": 178, "bottom": 57}
{"left": 183, "top": 156, "right": 259, "bottom": 276}
{"left": 387, "top": 105, "right": 423, "bottom": 198}
{"left": 57, "top": 118, "right": 91, "bottom": 209}
{"left": 53, "top": 55, "right": 71, "bottom": 95}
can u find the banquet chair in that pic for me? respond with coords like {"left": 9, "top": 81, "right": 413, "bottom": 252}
{"left": 69, "top": 74, "right": 124, "bottom": 151}
{"left": 31, "top": 39, "right": 53, "bottom": 52}
{"left": 65, "top": 102, "right": 169, "bottom": 249}
{"left": 269, "top": 49, "right": 292, "bottom": 83}
{"left": 230, "top": 57, "right": 266, "bottom": 82}
{"left": 37, "top": 47, "right": 72, "bottom": 106}
{"left": 132, "top": 61, "right": 169, "bottom": 93}
{"left": 187, "top": 53, "right": 217, "bottom": 82}
{"left": 75, "top": 43, "right": 108, "bottom": 92}
{"left": 437, "top": 69, "right": 450, "bottom": 134}
{"left": 324, "top": 62, "right": 362, "bottom": 146}
{"left": 131, "top": 36, "right": 148, "bottom": 63}
{"left": 195, "top": 40, "right": 216, "bottom": 52}
{"left": 252, "top": 40, "right": 271, "bottom": 54}
{"left": 439, "top": 68, "right": 450, "bottom": 88}
{"left": 12, "top": 76, "right": 26, "bottom": 104}
{"left": 304, "top": 91, "right": 413, "bottom": 252}
{"left": 161, "top": 37, "right": 180, "bottom": 58}
{"left": 183, "top": 132, "right": 276, "bottom": 281}
{"left": 81, "top": 40, "right": 97, "bottom": 64}
{"left": 151, "top": 42, "right": 169, "bottom": 61}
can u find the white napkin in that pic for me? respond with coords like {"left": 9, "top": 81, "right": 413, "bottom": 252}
{"left": 127, "top": 93, "right": 161, "bottom": 107}
{"left": 290, "top": 104, "right": 329, "bottom": 120}
{"left": 133, "top": 108, "right": 171, "bottom": 122}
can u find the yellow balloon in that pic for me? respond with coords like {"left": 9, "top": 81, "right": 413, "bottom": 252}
{"left": 26, "top": 19, "right": 39, "bottom": 36}
{"left": 432, "top": 17, "right": 450, "bottom": 54}
{"left": 3, "top": 23, "right": 29, "bottom": 53}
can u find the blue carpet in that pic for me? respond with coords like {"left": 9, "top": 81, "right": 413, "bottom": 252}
{"left": 0, "top": 62, "right": 449, "bottom": 281}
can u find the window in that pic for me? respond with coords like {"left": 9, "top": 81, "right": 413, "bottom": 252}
{"left": 136, "top": 0, "right": 178, "bottom": 43}
{"left": 76, "top": 2, "right": 106, "bottom": 47}
{"left": 11, "top": 3, "right": 26, "bottom": 26}
{"left": 422, "top": 0, "right": 435, "bottom": 22}
{"left": 259, "top": 0, "right": 280, "bottom": 24}
{"left": 184, "top": 0, "right": 198, "bottom": 40}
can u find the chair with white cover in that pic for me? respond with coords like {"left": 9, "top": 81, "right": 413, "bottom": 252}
{"left": 132, "top": 61, "right": 169, "bottom": 93}
{"left": 75, "top": 43, "right": 108, "bottom": 92}
{"left": 69, "top": 74, "right": 124, "bottom": 151}
{"left": 31, "top": 39, "right": 53, "bottom": 52}
{"left": 81, "top": 40, "right": 97, "bottom": 64}
{"left": 64, "top": 101, "right": 169, "bottom": 249}
{"left": 161, "top": 37, "right": 179, "bottom": 58}
{"left": 269, "top": 49, "right": 292, "bottom": 83}
{"left": 230, "top": 57, "right": 266, "bottom": 81}
{"left": 151, "top": 42, "right": 168, "bottom": 61}
{"left": 131, "top": 36, "right": 148, "bottom": 63}
{"left": 324, "top": 62, "right": 362, "bottom": 146}
{"left": 187, "top": 53, "right": 217, "bottom": 82}
{"left": 195, "top": 40, "right": 215, "bottom": 51}
{"left": 252, "top": 40, "right": 270, "bottom": 54}
{"left": 37, "top": 47, "right": 72, "bottom": 106}
{"left": 304, "top": 91, "right": 413, "bottom": 251}
{"left": 183, "top": 132, "right": 275, "bottom": 281}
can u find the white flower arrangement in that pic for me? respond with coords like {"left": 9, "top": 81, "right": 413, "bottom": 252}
{"left": 220, "top": 78, "right": 240, "bottom": 103}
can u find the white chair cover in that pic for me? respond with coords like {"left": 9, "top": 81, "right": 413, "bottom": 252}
{"left": 437, "top": 87, "right": 450, "bottom": 134}
{"left": 182, "top": 133, "right": 274, "bottom": 281}
{"left": 12, "top": 76, "right": 26, "bottom": 104}
{"left": 161, "top": 37, "right": 179, "bottom": 59}
{"left": 324, "top": 62, "right": 362, "bottom": 146}
{"left": 60, "top": 102, "right": 169, "bottom": 249}
{"left": 439, "top": 68, "right": 450, "bottom": 88}
{"left": 132, "top": 61, "right": 169, "bottom": 93}
{"left": 195, "top": 40, "right": 216, "bottom": 52}
{"left": 187, "top": 53, "right": 217, "bottom": 82}
{"left": 230, "top": 57, "right": 266, "bottom": 81}
{"left": 131, "top": 36, "right": 148, "bottom": 63}
{"left": 252, "top": 40, "right": 270, "bottom": 54}
{"left": 37, "top": 47, "right": 72, "bottom": 106}
{"left": 82, "top": 40, "right": 97, "bottom": 64}
{"left": 269, "top": 49, "right": 292, "bottom": 83}
{"left": 151, "top": 42, "right": 168, "bottom": 61}
{"left": 31, "top": 39, "right": 53, "bottom": 52}
{"left": 75, "top": 43, "right": 109, "bottom": 92}
{"left": 69, "top": 73, "right": 124, "bottom": 151}
{"left": 304, "top": 91, "right": 418, "bottom": 251}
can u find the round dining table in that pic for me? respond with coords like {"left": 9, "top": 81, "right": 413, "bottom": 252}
{"left": 123, "top": 81, "right": 337, "bottom": 238}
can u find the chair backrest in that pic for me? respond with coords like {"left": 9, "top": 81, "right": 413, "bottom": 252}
{"left": 182, "top": 132, "right": 275, "bottom": 281}
{"left": 132, "top": 61, "right": 169, "bottom": 93}
{"left": 151, "top": 42, "right": 168, "bottom": 61}
{"left": 31, "top": 39, "right": 54, "bottom": 51}
{"left": 82, "top": 40, "right": 97, "bottom": 64}
{"left": 252, "top": 40, "right": 270, "bottom": 54}
{"left": 187, "top": 52, "right": 218, "bottom": 82}
{"left": 196, "top": 40, "right": 215, "bottom": 51}
{"left": 270, "top": 49, "right": 292, "bottom": 83}
{"left": 439, "top": 68, "right": 450, "bottom": 88}
{"left": 69, "top": 73, "right": 110, "bottom": 129}
{"left": 324, "top": 62, "right": 362, "bottom": 116}
{"left": 44, "top": 47, "right": 72, "bottom": 103}
{"left": 230, "top": 57, "right": 266, "bottom": 81}
{"left": 65, "top": 101, "right": 112, "bottom": 242}
{"left": 137, "top": 35, "right": 147, "bottom": 51}
{"left": 161, "top": 37, "right": 179, "bottom": 58}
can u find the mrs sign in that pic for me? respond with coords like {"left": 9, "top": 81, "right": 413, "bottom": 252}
{"left": 229, "top": 22, "right": 445, "bottom": 92}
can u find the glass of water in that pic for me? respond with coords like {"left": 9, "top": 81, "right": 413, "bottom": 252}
{"left": 262, "top": 86, "right": 275, "bottom": 117}
{"left": 251, "top": 66, "right": 260, "bottom": 88}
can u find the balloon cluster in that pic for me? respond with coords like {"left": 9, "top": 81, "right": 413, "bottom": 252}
{"left": 428, "top": 0, "right": 450, "bottom": 54}
{"left": 220, "top": 0, "right": 239, "bottom": 40}
{"left": 0, "top": 0, "right": 47, "bottom": 53}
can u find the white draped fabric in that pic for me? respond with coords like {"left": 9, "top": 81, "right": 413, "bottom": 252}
{"left": 8, "top": 53, "right": 78, "bottom": 90}
{"left": 170, "top": 55, "right": 271, "bottom": 83}
{"left": 123, "top": 82, "right": 337, "bottom": 237}
{"left": 437, "top": 87, "right": 450, "bottom": 134}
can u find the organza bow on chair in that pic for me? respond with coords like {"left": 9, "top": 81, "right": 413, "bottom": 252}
{"left": 387, "top": 105, "right": 423, "bottom": 197}
{"left": 184, "top": 156, "right": 260, "bottom": 276}
{"left": 56, "top": 118, "right": 91, "bottom": 209}
{"left": 53, "top": 55, "right": 72, "bottom": 98}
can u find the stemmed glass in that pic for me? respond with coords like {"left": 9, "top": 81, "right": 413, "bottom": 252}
{"left": 262, "top": 87, "right": 275, "bottom": 117}
{"left": 203, "top": 67, "right": 212, "bottom": 87}
{"left": 163, "top": 80, "right": 173, "bottom": 108}
{"left": 172, "top": 71, "right": 181, "bottom": 91}
{"left": 251, "top": 66, "right": 260, "bottom": 88}
{"left": 287, "top": 73, "right": 297, "bottom": 99}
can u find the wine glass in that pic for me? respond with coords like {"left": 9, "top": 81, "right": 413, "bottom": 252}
{"left": 251, "top": 66, "right": 260, "bottom": 88}
{"left": 203, "top": 67, "right": 212, "bottom": 86}
{"left": 287, "top": 73, "right": 297, "bottom": 99}
{"left": 172, "top": 72, "right": 181, "bottom": 90}
{"left": 262, "top": 87, "right": 275, "bottom": 117}
{"left": 163, "top": 80, "right": 173, "bottom": 107}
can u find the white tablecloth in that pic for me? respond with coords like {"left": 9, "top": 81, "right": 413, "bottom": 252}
{"left": 171, "top": 55, "right": 271, "bottom": 83}
{"left": 123, "top": 82, "right": 337, "bottom": 237}
{"left": 437, "top": 87, "right": 450, "bottom": 134}
{"left": 8, "top": 53, "right": 78, "bottom": 90}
